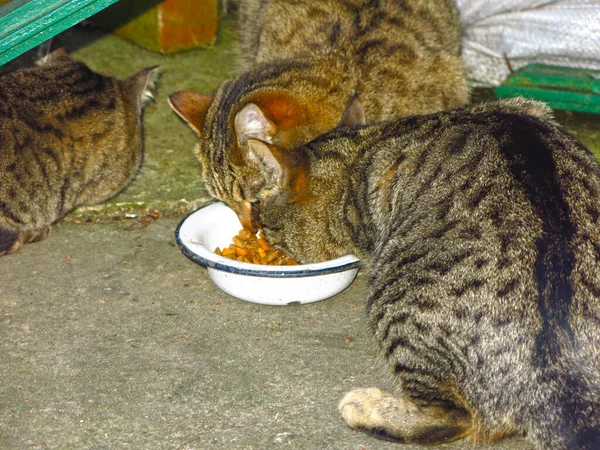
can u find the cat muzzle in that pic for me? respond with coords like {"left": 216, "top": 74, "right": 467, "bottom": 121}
{"left": 238, "top": 201, "right": 260, "bottom": 233}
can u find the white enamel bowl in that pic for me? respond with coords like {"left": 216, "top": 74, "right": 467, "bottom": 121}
{"left": 175, "top": 202, "right": 360, "bottom": 305}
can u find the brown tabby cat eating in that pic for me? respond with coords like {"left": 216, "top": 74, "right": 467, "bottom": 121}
{"left": 169, "top": 0, "right": 469, "bottom": 231}
{"left": 233, "top": 97, "right": 600, "bottom": 449}
{"left": 0, "top": 51, "right": 158, "bottom": 255}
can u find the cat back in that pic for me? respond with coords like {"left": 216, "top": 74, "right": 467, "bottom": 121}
{"left": 244, "top": 98, "right": 600, "bottom": 449}
{"left": 0, "top": 56, "right": 158, "bottom": 255}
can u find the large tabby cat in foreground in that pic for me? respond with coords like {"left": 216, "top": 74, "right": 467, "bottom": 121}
{"left": 0, "top": 51, "right": 158, "bottom": 255}
{"left": 169, "top": 0, "right": 469, "bottom": 230}
{"left": 234, "top": 97, "right": 600, "bottom": 449}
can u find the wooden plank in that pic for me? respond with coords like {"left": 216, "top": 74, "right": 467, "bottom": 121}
{"left": 0, "top": 0, "right": 120, "bottom": 66}
{"left": 495, "top": 64, "right": 600, "bottom": 114}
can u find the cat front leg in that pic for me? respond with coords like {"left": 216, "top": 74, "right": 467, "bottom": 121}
{"left": 338, "top": 386, "right": 472, "bottom": 444}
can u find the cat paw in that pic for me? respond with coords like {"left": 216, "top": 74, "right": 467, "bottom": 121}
{"left": 338, "top": 386, "right": 472, "bottom": 444}
{"left": 338, "top": 387, "right": 388, "bottom": 430}
{"left": 21, "top": 226, "right": 52, "bottom": 244}
{"left": 0, "top": 237, "right": 23, "bottom": 256}
{"left": 0, "top": 226, "right": 51, "bottom": 256}
{"left": 31, "top": 226, "right": 52, "bottom": 243}
{"left": 0, "top": 227, "right": 20, "bottom": 256}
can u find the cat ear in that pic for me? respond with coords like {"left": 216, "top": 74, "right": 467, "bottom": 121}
{"left": 168, "top": 91, "right": 213, "bottom": 135}
{"left": 338, "top": 94, "right": 366, "bottom": 127}
{"left": 247, "top": 139, "right": 284, "bottom": 185}
{"left": 246, "top": 139, "right": 310, "bottom": 201}
{"left": 236, "top": 93, "right": 340, "bottom": 149}
{"left": 36, "top": 36, "right": 70, "bottom": 65}
{"left": 129, "top": 66, "right": 160, "bottom": 108}
{"left": 235, "top": 103, "right": 276, "bottom": 144}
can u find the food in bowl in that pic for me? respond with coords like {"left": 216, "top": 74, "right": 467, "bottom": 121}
{"left": 214, "top": 229, "right": 298, "bottom": 265}
{"left": 175, "top": 202, "right": 360, "bottom": 305}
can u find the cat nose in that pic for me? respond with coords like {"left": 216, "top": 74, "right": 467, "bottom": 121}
{"left": 239, "top": 215, "right": 258, "bottom": 233}
{"left": 238, "top": 202, "right": 259, "bottom": 234}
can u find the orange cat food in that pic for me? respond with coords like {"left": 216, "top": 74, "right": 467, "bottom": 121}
{"left": 214, "top": 229, "right": 298, "bottom": 266}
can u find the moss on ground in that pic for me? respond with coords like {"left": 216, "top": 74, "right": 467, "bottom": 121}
{"left": 58, "top": 22, "right": 600, "bottom": 223}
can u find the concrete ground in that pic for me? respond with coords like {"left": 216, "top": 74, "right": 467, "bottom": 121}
{"left": 2, "top": 12, "right": 599, "bottom": 450}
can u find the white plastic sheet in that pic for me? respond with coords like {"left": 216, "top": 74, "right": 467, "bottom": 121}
{"left": 457, "top": 0, "right": 600, "bottom": 86}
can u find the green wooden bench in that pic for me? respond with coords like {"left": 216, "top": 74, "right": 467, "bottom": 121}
{"left": 495, "top": 64, "right": 600, "bottom": 114}
{"left": 0, "top": 0, "right": 119, "bottom": 66}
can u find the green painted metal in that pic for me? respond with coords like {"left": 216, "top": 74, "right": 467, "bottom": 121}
{"left": 495, "top": 63, "right": 600, "bottom": 114}
{"left": 0, "top": 0, "right": 120, "bottom": 67}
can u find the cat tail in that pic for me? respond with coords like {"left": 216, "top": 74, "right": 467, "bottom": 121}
{"left": 528, "top": 357, "right": 600, "bottom": 450}
{"left": 0, "top": 226, "right": 19, "bottom": 255}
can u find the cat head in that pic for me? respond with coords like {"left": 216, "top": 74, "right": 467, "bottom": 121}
{"left": 168, "top": 58, "right": 359, "bottom": 231}
{"left": 222, "top": 97, "right": 366, "bottom": 263}
{"left": 241, "top": 100, "right": 364, "bottom": 263}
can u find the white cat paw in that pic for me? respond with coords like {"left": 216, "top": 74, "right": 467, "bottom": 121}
{"left": 338, "top": 386, "right": 387, "bottom": 429}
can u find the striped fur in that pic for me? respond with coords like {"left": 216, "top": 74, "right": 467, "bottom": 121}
{"left": 169, "top": 0, "right": 469, "bottom": 231}
{"left": 237, "top": 0, "right": 469, "bottom": 118}
{"left": 249, "top": 98, "right": 600, "bottom": 449}
{"left": 0, "top": 56, "right": 158, "bottom": 255}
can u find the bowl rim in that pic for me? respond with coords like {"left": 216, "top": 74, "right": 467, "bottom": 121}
{"left": 175, "top": 202, "right": 361, "bottom": 278}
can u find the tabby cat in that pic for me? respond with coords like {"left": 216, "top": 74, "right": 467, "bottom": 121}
{"left": 169, "top": 0, "right": 469, "bottom": 230}
{"left": 0, "top": 51, "right": 158, "bottom": 255}
{"left": 231, "top": 97, "right": 600, "bottom": 449}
